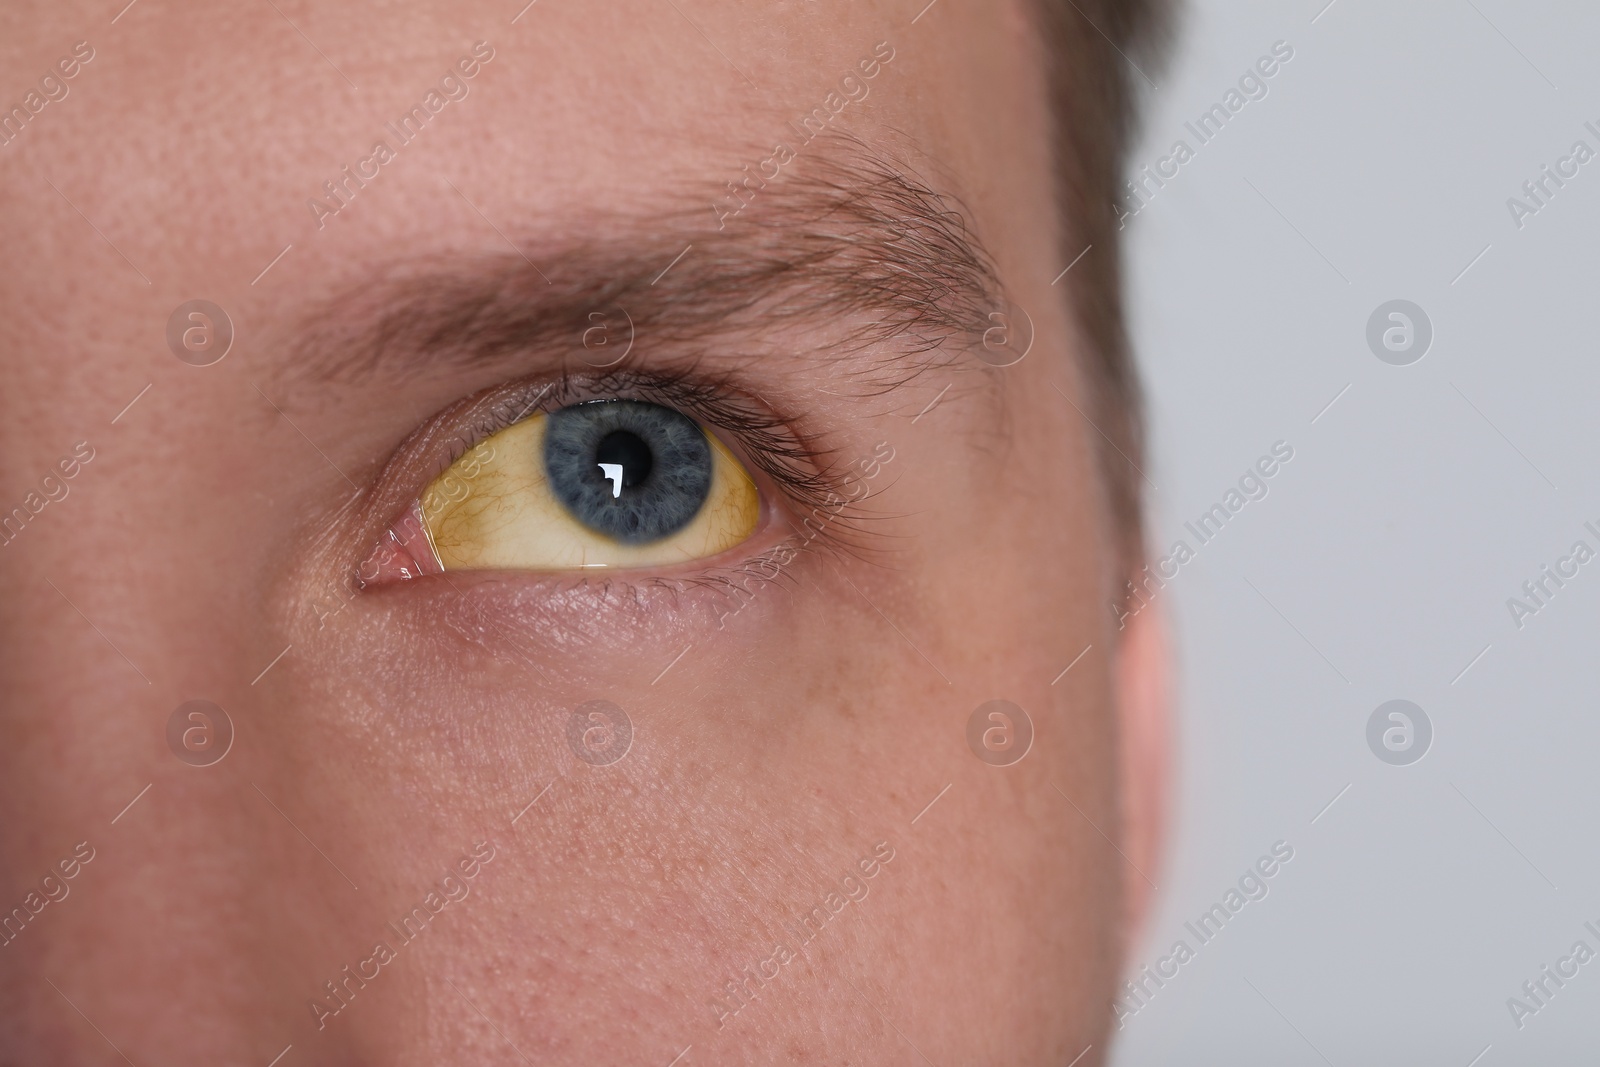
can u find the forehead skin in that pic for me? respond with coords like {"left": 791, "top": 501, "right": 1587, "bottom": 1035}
{"left": 0, "top": 2, "right": 1127, "bottom": 1065}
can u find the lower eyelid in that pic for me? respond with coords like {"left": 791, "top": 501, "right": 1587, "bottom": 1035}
{"left": 334, "top": 552, "right": 803, "bottom": 716}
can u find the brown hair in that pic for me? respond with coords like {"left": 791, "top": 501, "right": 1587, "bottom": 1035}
{"left": 1034, "top": 0, "right": 1173, "bottom": 571}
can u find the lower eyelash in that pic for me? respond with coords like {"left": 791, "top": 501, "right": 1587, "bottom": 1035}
{"left": 653, "top": 542, "right": 809, "bottom": 616}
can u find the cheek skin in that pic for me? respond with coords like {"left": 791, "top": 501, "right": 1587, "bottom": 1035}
{"left": 240, "top": 364, "right": 1116, "bottom": 1064}
{"left": 0, "top": 0, "right": 1127, "bottom": 1063}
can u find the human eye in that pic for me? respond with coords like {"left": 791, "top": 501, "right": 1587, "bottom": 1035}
{"left": 359, "top": 375, "right": 795, "bottom": 583}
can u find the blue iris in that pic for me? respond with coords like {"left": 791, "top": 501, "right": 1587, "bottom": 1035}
{"left": 543, "top": 400, "right": 713, "bottom": 544}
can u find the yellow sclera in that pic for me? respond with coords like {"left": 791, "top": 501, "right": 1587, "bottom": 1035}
{"left": 419, "top": 413, "right": 760, "bottom": 571}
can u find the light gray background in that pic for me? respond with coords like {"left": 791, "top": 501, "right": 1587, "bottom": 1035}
{"left": 1113, "top": 1, "right": 1600, "bottom": 1063}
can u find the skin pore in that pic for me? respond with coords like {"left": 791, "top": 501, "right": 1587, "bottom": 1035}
{"left": 0, "top": 1, "right": 1165, "bottom": 1064}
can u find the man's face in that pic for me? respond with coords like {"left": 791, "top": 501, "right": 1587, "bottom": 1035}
{"left": 0, "top": 1, "right": 1153, "bottom": 1062}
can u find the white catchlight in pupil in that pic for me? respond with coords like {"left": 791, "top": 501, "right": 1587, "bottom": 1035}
{"left": 594, "top": 429, "right": 653, "bottom": 492}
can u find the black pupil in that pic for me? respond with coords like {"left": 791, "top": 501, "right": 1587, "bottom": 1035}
{"left": 543, "top": 398, "right": 712, "bottom": 544}
{"left": 596, "top": 430, "right": 652, "bottom": 489}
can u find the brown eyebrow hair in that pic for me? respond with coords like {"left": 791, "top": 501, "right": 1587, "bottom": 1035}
{"left": 291, "top": 137, "right": 1011, "bottom": 403}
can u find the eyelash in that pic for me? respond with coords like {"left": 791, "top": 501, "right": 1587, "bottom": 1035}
{"left": 419, "top": 364, "right": 868, "bottom": 555}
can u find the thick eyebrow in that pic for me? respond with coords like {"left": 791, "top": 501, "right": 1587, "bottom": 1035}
{"left": 290, "top": 137, "right": 1011, "bottom": 399}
